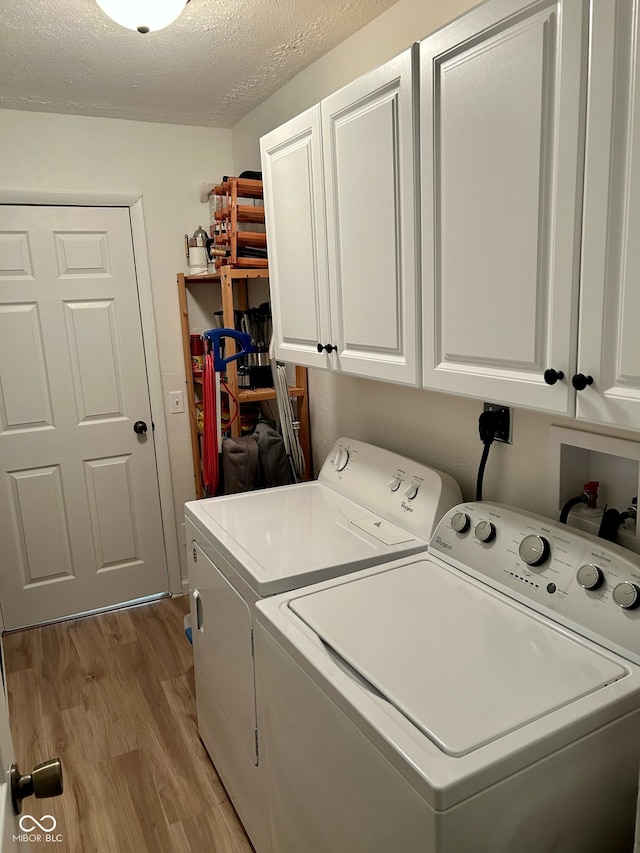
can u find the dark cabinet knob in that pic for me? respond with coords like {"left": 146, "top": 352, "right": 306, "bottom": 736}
{"left": 544, "top": 369, "right": 564, "bottom": 385}
{"left": 11, "top": 758, "right": 63, "bottom": 814}
{"left": 316, "top": 343, "right": 324, "bottom": 353}
{"left": 316, "top": 343, "right": 336, "bottom": 354}
{"left": 133, "top": 420, "right": 148, "bottom": 434}
{"left": 572, "top": 373, "right": 593, "bottom": 391}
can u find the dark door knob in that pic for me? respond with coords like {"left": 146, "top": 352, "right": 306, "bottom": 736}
{"left": 316, "top": 343, "right": 337, "bottom": 354}
{"left": 133, "top": 420, "right": 148, "bottom": 434}
{"left": 544, "top": 369, "right": 564, "bottom": 385}
{"left": 11, "top": 758, "right": 63, "bottom": 814}
{"left": 572, "top": 373, "right": 593, "bottom": 391}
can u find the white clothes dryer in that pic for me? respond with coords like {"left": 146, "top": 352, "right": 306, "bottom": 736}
{"left": 256, "top": 502, "right": 640, "bottom": 853}
{"left": 185, "top": 437, "right": 462, "bottom": 852}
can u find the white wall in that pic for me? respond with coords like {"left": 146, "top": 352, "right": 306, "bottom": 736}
{"left": 231, "top": 0, "right": 640, "bottom": 517}
{"left": 0, "top": 109, "right": 233, "bottom": 577}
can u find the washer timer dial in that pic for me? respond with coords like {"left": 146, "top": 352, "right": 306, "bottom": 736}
{"left": 451, "top": 512, "right": 470, "bottom": 533}
{"left": 475, "top": 521, "right": 496, "bottom": 543}
{"left": 613, "top": 582, "right": 640, "bottom": 610}
{"left": 334, "top": 448, "right": 350, "bottom": 472}
{"left": 576, "top": 564, "right": 604, "bottom": 591}
{"left": 519, "top": 534, "right": 550, "bottom": 567}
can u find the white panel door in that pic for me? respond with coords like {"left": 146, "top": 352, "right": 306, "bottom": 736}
{"left": 322, "top": 47, "right": 419, "bottom": 386}
{"left": 578, "top": 0, "right": 640, "bottom": 430}
{"left": 261, "top": 106, "right": 332, "bottom": 369}
{"left": 0, "top": 205, "right": 169, "bottom": 630}
{"left": 421, "top": 0, "right": 588, "bottom": 413}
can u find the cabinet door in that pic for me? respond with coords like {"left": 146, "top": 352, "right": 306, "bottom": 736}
{"left": 421, "top": 0, "right": 588, "bottom": 413}
{"left": 261, "top": 106, "right": 332, "bottom": 368}
{"left": 578, "top": 0, "right": 640, "bottom": 430}
{"left": 322, "top": 47, "right": 419, "bottom": 386}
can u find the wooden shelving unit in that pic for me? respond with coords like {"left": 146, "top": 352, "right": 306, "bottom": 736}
{"left": 211, "top": 177, "right": 268, "bottom": 270}
{"left": 177, "top": 266, "right": 311, "bottom": 498}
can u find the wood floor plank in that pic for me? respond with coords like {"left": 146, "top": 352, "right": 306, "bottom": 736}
{"left": 115, "top": 640, "right": 215, "bottom": 824}
{"left": 107, "top": 748, "right": 168, "bottom": 853}
{"left": 161, "top": 673, "right": 231, "bottom": 806}
{"left": 99, "top": 607, "right": 138, "bottom": 647}
{"left": 6, "top": 667, "right": 51, "bottom": 763}
{"left": 2, "top": 625, "right": 41, "bottom": 673}
{"left": 39, "top": 620, "right": 85, "bottom": 713}
{"left": 4, "top": 595, "right": 253, "bottom": 853}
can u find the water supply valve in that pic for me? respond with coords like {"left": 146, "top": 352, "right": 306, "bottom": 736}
{"left": 583, "top": 481, "right": 599, "bottom": 509}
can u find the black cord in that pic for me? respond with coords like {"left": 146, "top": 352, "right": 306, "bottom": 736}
{"left": 476, "top": 441, "right": 491, "bottom": 501}
{"left": 475, "top": 409, "right": 504, "bottom": 501}
{"left": 559, "top": 494, "right": 588, "bottom": 524}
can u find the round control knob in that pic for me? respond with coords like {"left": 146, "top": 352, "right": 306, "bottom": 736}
{"left": 451, "top": 512, "right": 470, "bottom": 533}
{"left": 519, "top": 534, "right": 550, "bottom": 566}
{"left": 334, "top": 448, "right": 349, "bottom": 472}
{"left": 475, "top": 520, "right": 496, "bottom": 543}
{"left": 577, "top": 564, "right": 604, "bottom": 591}
{"left": 388, "top": 477, "right": 402, "bottom": 492}
{"left": 404, "top": 484, "right": 419, "bottom": 500}
{"left": 613, "top": 582, "right": 640, "bottom": 610}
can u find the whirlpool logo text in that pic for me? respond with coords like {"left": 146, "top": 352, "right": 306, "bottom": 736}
{"left": 14, "top": 813, "right": 63, "bottom": 843}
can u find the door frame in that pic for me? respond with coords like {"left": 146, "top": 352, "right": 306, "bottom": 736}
{"left": 0, "top": 188, "right": 182, "bottom": 596}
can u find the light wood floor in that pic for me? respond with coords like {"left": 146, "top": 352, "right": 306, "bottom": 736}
{"left": 3, "top": 595, "right": 254, "bottom": 853}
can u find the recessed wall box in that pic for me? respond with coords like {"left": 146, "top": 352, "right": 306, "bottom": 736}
{"left": 548, "top": 426, "right": 640, "bottom": 555}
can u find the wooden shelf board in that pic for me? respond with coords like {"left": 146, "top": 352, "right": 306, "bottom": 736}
{"left": 216, "top": 258, "right": 268, "bottom": 270}
{"left": 223, "top": 385, "right": 305, "bottom": 403}
{"left": 214, "top": 231, "right": 267, "bottom": 249}
{"left": 214, "top": 205, "right": 265, "bottom": 224}
{"left": 184, "top": 266, "right": 269, "bottom": 284}
{"left": 212, "top": 178, "right": 263, "bottom": 199}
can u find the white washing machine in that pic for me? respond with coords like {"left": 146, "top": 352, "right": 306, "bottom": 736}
{"left": 256, "top": 501, "right": 640, "bottom": 853}
{"left": 185, "top": 437, "right": 462, "bottom": 852}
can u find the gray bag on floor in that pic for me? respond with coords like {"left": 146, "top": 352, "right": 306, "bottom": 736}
{"left": 222, "top": 436, "right": 259, "bottom": 494}
{"left": 253, "top": 422, "right": 293, "bottom": 488}
{"left": 222, "top": 424, "right": 292, "bottom": 494}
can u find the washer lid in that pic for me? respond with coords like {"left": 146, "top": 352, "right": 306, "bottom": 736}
{"left": 185, "top": 483, "right": 424, "bottom": 596}
{"left": 289, "top": 559, "right": 627, "bottom": 757}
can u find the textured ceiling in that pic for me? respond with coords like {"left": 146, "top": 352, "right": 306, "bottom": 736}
{"left": 0, "top": 0, "right": 398, "bottom": 128}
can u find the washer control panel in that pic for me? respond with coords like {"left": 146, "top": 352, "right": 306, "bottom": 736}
{"left": 430, "top": 502, "right": 640, "bottom": 663}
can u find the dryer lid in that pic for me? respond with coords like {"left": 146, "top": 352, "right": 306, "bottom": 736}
{"left": 186, "top": 482, "right": 424, "bottom": 596}
{"left": 289, "top": 559, "right": 627, "bottom": 757}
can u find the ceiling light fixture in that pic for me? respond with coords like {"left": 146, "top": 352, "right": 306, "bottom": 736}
{"left": 96, "top": 0, "right": 188, "bottom": 34}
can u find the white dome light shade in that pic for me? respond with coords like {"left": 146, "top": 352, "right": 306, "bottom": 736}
{"left": 96, "top": 0, "right": 187, "bottom": 33}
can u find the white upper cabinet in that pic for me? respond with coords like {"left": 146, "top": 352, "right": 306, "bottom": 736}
{"left": 420, "top": 0, "right": 589, "bottom": 414}
{"left": 322, "top": 47, "right": 419, "bottom": 385}
{"left": 577, "top": 0, "right": 640, "bottom": 429}
{"left": 261, "top": 106, "right": 331, "bottom": 370}
{"left": 262, "top": 48, "right": 419, "bottom": 386}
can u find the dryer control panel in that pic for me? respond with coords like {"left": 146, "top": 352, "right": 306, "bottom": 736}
{"left": 318, "top": 437, "right": 462, "bottom": 542}
{"left": 430, "top": 502, "right": 640, "bottom": 664}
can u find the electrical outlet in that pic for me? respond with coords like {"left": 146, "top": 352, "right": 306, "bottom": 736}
{"left": 483, "top": 403, "right": 512, "bottom": 444}
{"left": 170, "top": 391, "right": 185, "bottom": 414}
